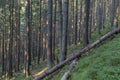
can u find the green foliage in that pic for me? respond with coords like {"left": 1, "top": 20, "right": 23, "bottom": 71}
{"left": 52, "top": 34, "right": 120, "bottom": 80}
{"left": 67, "top": 43, "right": 82, "bottom": 55}
{"left": 13, "top": 73, "right": 31, "bottom": 80}
{"left": 70, "top": 35, "right": 120, "bottom": 80}
{"left": 0, "top": 66, "right": 1, "bottom": 71}
{"left": 118, "top": 19, "right": 120, "bottom": 25}
{"left": 91, "top": 25, "right": 111, "bottom": 43}
{"left": 0, "top": 73, "right": 30, "bottom": 80}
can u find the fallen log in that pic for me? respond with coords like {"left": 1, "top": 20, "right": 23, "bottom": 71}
{"left": 61, "top": 59, "right": 77, "bottom": 80}
{"left": 61, "top": 71, "right": 70, "bottom": 80}
{"left": 33, "top": 27, "right": 120, "bottom": 80}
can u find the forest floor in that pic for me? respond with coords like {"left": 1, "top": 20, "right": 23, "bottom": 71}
{"left": 51, "top": 33, "right": 120, "bottom": 80}
{"left": 31, "top": 26, "right": 113, "bottom": 80}
{"left": 0, "top": 27, "right": 120, "bottom": 80}
{"left": 0, "top": 66, "right": 2, "bottom": 78}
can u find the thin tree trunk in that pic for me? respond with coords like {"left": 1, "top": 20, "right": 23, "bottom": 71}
{"left": 52, "top": 0, "right": 57, "bottom": 62}
{"left": 60, "top": 0, "right": 69, "bottom": 62}
{"left": 37, "top": 0, "right": 42, "bottom": 65}
{"left": 16, "top": 0, "right": 21, "bottom": 72}
{"left": 47, "top": 0, "right": 53, "bottom": 68}
{"left": 83, "top": 0, "right": 90, "bottom": 47}
{"left": 1, "top": 0, "right": 5, "bottom": 75}
{"left": 25, "top": 0, "right": 31, "bottom": 76}
{"left": 74, "top": 0, "right": 78, "bottom": 44}
{"left": 58, "top": 0, "right": 63, "bottom": 62}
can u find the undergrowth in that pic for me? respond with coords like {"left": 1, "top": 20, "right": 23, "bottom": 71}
{"left": 0, "top": 73, "right": 31, "bottom": 80}
{"left": 52, "top": 34, "right": 120, "bottom": 80}
{"left": 0, "top": 24, "right": 118, "bottom": 80}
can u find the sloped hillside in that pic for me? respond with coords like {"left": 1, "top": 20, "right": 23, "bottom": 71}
{"left": 53, "top": 34, "right": 120, "bottom": 80}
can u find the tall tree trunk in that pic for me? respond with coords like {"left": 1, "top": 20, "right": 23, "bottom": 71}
{"left": 37, "top": 0, "right": 42, "bottom": 64}
{"left": 47, "top": 0, "right": 53, "bottom": 68}
{"left": 83, "top": 0, "right": 90, "bottom": 47}
{"left": 1, "top": 0, "right": 5, "bottom": 75}
{"left": 114, "top": 0, "right": 119, "bottom": 28}
{"left": 110, "top": 0, "right": 115, "bottom": 28}
{"left": 60, "top": 0, "right": 69, "bottom": 62}
{"left": 25, "top": 0, "right": 31, "bottom": 76}
{"left": 52, "top": 0, "right": 57, "bottom": 62}
{"left": 8, "top": 0, "right": 14, "bottom": 77}
{"left": 2, "top": 22, "right": 5, "bottom": 75}
{"left": 58, "top": 0, "right": 63, "bottom": 62}
{"left": 16, "top": 0, "right": 21, "bottom": 72}
{"left": 74, "top": 0, "right": 78, "bottom": 44}
{"left": 78, "top": 0, "right": 83, "bottom": 42}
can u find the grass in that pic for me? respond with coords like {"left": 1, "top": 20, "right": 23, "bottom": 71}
{"left": 52, "top": 34, "right": 120, "bottom": 80}
{"left": 0, "top": 66, "right": 2, "bottom": 78}
{"left": 0, "top": 73, "right": 31, "bottom": 80}
{"left": 0, "top": 60, "right": 47, "bottom": 80}
{"left": 0, "top": 66, "right": 1, "bottom": 72}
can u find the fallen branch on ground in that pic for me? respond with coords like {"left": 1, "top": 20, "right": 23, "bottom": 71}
{"left": 61, "top": 59, "right": 77, "bottom": 80}
{"left": 33, "top": 27, "right": 120, "bottom": 80}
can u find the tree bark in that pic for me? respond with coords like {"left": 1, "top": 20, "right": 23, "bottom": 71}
{"left": 25, "top": 0, "right": 31, "bottom": 76}
{"left": 47, "top": 0, "right": 53, "bottom": 68}
{"left": 8, "top": 0, "right": 14, "bottom": 77}
{"left": 37, "top": 0, "right": 42, "bottom": 65}
{"left": 74, "top": 0, "right": 78, "bottom": 44}
{"left": 83, "top": 0, "right": 90, "bottom": 47}
{"left": 61, "top": 59, "right": 77, "bottom": 80}
{"left": 58, "top": 0, "right": 63, "bottom": 63}
{"left": 60, "top": 0, "right": 69, "bottom": 62}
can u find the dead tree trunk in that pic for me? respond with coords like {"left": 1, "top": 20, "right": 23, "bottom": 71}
{"left": 33, "top": 27, "right": 120, "bottom": 80}
{"left": 61, "top": 59, "right": 77, "bottom": 80}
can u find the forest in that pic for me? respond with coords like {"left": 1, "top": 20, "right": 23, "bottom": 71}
{"left": 0, "top": 0, "right": 120, "bottom": 80}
